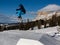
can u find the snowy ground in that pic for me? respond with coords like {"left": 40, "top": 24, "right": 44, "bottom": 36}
{"left": 0, "top": 26, "right": 60, "bottom": 45}
{"left": 28, "top": 26, "right": 58, "bottom": 36}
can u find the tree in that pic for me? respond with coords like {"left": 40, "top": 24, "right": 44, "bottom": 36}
{"left": 16, "top": 4, "right": 26, "bottom": 19}
{"left": 49, "top": 15, "right": 57, "bottom": 27}
{"left": 57, "top": 16, "right": 60, "bottom": 26}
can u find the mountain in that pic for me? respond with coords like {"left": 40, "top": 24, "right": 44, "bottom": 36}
{"left": 33, "top": 4, "right": 60, "bottom": 21}
{"left": 38, "top": 4, "right": 60, "bottom": 12}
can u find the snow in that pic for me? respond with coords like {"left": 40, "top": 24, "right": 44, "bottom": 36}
{"left": 0, "top": 26, "right": 60, "bottom": 45}
{"left": 46, "top": 12, "right": 55, "bottom": 20}
{"left": 39, "top": 4, "right": 60, "bottom": 12}
{"left": 16, "top": 38, "right": 44, "bottom": 45}
{"left": 35, "top": 15, "right": 46, "bottom": 20}
{"left": 53, "top": 34, "right": 60, "bottom": 41}
{"left": 34, "top": 4, "right": 60, "bottom": 21}
{"left": 33, "top": 12, "right": 57, "bottom": 21}
{"left": 0, "top": 31, "right": 60, "bottom": 45}
{"left": 28, "top": 26, "right": 58, "bottom": 36}
{"left": 0, "top": 31, "right": 44, "bottom": 45}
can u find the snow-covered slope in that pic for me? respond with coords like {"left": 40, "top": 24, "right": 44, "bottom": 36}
{"left": 0, "top": 29, "right": 60, "bottom": 45}
{"left": 33, "top": 4, "right": 60, "bottom": 21}
{"left": 0, "top": 26, "right": 60, "bottom": 45}
{"left": 33, "top": 12, "right": 56, "bottom": 21}
{"left": 38, "top": 4, "right": 60, "bottom": 12}
{"left": 28, "top": 26, "right": 58, "bottom": 36}
{"left": 16, "top": 38, "right": 44, "bottom": 45}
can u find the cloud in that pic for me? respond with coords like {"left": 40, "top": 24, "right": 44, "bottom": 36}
{"left": 9, "top": 15, "right": 21, "bottom": 22}
{"left": 0, "top": 15, "right": 12, "bottom": 23}
{"left": 0, "top": 11, "right": 37, "bottom": 23}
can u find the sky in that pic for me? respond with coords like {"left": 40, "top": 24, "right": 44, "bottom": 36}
{"left": 0, "top": 0, "right": 60, "bottom": 20}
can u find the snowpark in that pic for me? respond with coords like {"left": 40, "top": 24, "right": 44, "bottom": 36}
{"left": 0, "top": 26, "right": 60, "bottom": 45}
